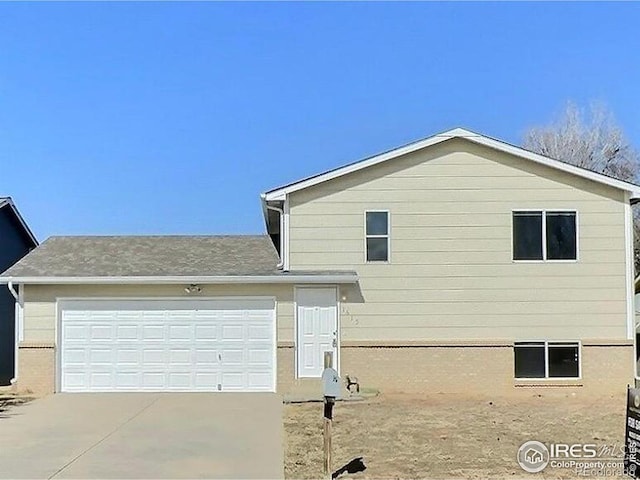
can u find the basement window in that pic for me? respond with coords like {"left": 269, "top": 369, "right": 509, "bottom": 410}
{"left": 365, "top": 211, "right": 389, "bottom": 262}
{"left": 514, "top": 341, "right": 580, "bottom": 379}
{"left": 512, "top": 211, "right": 577, "bottom": 261}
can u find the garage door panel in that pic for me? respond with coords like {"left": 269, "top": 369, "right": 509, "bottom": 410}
{"left": 169, "top": 349, "right": 191, "bottom": 364}
{"left": 116, "top": 325, "right": 139, "bottom": 340}
{"left": 169, "top": 325, "right": 192, "bottom": 341}
{"left": 221, "top": 348, "right": 244, "bottom": 365}
{"left": 60, "top": 299, "right": 275, "bottom": 392}
{"left": 248, "top": 324, "right": 271, "bottom": 341}
{"left": 221, "top": 325, "right": 244, "bottom": 341}
{"left": 142, "top": 349, "right": 165, "bottom": 365}
{"left": 195, "top": 325, "right": 217, "bottom": 340}
{"left": 248, "top": 372, "right": 273, "bottom": 390}
{"left": 195, "top": 348, "right": 219, "bottom": 365}
{"left": 115, "top": 372, "right": 139, "bottom": 389}
{"left": 116, "top": 349, "right": 139, "bottom": 365}
{"left": 90, "top": 349, "right": 112, "bottom": 364}
{"left": 64, "top": 373, "right": 86, "bottom": 389}
{"left": 142, "top": 325, "right": 165, "bottom": 341}
{"left": 64, "top": 348, "right": 87, "bottom": 364}
{"left": 168, "top": 372, "right": 192, "bottom": 388}
{"left": 64, "top": 325, "right": 88, "bottom": 342}
{"left": 248, "top": 348, "right": 271, "bottom": 365}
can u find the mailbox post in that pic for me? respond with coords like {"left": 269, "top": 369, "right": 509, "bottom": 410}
{"left": 321, "top": 352, "right": 340, "bottom": 479}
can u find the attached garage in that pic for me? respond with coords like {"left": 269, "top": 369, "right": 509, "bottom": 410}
{"left": 1, "top": 235, "right": 358, "bottom": 395}
{"left": 59, "top": 298, "right": 276, "bottom": 393}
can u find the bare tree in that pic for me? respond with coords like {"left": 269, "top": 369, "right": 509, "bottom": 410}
{"left": 523, "top": 102, "right": 640, "bottom": 273}
{"left": 524, "top": 102, "right": 639, "bottom": 183}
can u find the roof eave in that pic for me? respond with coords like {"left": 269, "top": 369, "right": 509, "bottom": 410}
{"left": 0, "top": 274, "right": 359, "bottom": 285}
{"left": 1, "top": 198, "right": 38, "bottom": 247}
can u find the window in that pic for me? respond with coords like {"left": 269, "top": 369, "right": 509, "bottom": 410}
{"left": 365, "top": 211, "right": 389, "bottom": 262}
{"left": 512, "top": 211, "right": 577, "bottom": 261}
{"left": 514, "top": 341, "right": 580, "bottom": 379}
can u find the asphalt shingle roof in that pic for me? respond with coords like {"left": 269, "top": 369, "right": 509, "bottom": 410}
{"left": 1, "top": 235, "right": 283, "bottom": 278}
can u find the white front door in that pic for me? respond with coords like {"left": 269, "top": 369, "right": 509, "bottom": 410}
{"left": 296, "top": 287, "right": 338, "bottom": 378}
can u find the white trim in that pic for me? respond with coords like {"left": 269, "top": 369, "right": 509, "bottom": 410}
{"left": 511, "top": 209, "right": 579, "bottom": 263}
{"left": 514, "top": 340, "right": 582, "bottom": 381}
{"left": 54, "top": 298, "right": 61, "bottom": 392}
{"left": 55, "top": 296, "right": 278, "bottom": 393}
{"left": 284, "top": 196, "right": 290, "bottom": 271}
{"left": 263, "top": 128, "right": 640, "bottom": 201}
{"left": 364, "top": 210, "right": 391, "bottom": 263}
{"left": 625, "top": 192, "right": 635, "bottom": 341}
{"left": 272, "top": 298, "right": 278, "bottom": 392}
{"left": 0, "top": 198, "right": 38, "bottom": 247}
{"left": 56, "top": 295, "right": 277, "bottom": 303}
{"left": 1, "top": 274, "right": 358, "bottom": 285}
{"left": 17, "top": 284, "right": 24, "bottom": 342}
{"left": 336, "top": 285, "right": 341, "bottom": 376}
{"left": 293, "top": 285, "right": 339, "bottom": 379}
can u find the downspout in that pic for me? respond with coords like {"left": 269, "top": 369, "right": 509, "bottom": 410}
{"left": 266, "top": 204, "right": 285, "bottom": 270}
{"left": 7, "top": 280, "right": 19, "bottom": 384}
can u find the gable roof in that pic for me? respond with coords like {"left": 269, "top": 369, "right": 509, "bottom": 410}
{"left": 263, "top": 128, "right": 640, "bottom": 201}
{"left": 0, "top": 235, "right": 357, "bottom": 284}
{"left": 0, "top": 197, "right": 38, "bottom": 247}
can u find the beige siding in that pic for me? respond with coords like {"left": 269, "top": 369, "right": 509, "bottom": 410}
{"left": 288, "top": 138, "right": 629, "bottom": 341}
{"left": 22, "top": 284, "right": 295, "bottom": 345}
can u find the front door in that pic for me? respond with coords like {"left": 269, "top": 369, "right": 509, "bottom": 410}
{"left": 296, "top": 287, "right": 338, "bottom": 377}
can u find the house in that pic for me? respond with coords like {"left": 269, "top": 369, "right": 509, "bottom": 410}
{"left": 2, "top": 128, "right": 639, "bottom": 396}
{"left": 0, "top": 198, "right": 38, "bottom": 385}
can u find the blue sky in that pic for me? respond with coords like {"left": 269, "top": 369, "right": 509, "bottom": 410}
{"left": 1, "top": 2, "right": 638, "bottom": 240}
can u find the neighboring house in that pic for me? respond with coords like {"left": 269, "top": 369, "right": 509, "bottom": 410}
{"left": 2, "top": 128, "right": 639, "bottom": 396}
{"left": 0, "top": 198, "right": 38, "bottom": 385}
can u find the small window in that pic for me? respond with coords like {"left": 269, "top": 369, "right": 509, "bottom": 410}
{"left": 513, "top": 212, "right": 543, "bottom": 260}
{"left": 366, "top": 211, "right": 389, "bottom": 262}
{"left": 514, "top": 342, "right": 545, "bottom": 378}
{"left": 512, "top": 211, "right": 577, "bottom": 261}
{"left": 514, "top": 341, "right": 580, "bottom": 379}
{"left": 546, "top": 212, "right": 577, "bottom": 260}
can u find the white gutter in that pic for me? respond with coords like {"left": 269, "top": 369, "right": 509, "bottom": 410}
{"left": 7, "top": 281, "right": 20, "bottom": 385}
{"left": 0, "top": 274, "right": 359, "bottom": 285}
{"left": 7, "top": 280, "right": 18, "bottom": 301}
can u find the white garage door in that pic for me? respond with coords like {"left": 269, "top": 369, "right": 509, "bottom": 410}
{"left": 59, "top": 298, "right": 275, "bottom": 393}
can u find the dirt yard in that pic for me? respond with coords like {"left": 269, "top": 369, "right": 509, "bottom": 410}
{"left": 284, "top": 391, "right": 628, "bottom": 479}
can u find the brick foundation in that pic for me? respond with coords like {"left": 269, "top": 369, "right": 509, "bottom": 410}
{"left": 17, "top": 342, "right": 633, "bottom": 397}
{"left": 17, "top": 343, "right": 55, "bottom": 395}
{"left": 277, "top": 343, "right": 634, "bottom": 396}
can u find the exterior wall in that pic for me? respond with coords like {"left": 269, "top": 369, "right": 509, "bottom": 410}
{"left": 18, "top": 282, "right": 634, "bottom": 396}
{"left": 18, "top": 283, "right": 294, "bottom": 395}
{"left": 288, "top": 138, "right": 630, "bottom": 343}
{"left": 0, "top": 206, "right": 36, "bottom": 385}
{"left": 339, "top": 343, "right": 632, "bottom": 395}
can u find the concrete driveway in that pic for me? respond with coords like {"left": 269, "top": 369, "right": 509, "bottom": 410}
{"left": 0, "top": 393, "right": 283, "bottom": 479}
